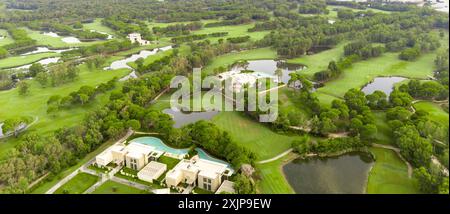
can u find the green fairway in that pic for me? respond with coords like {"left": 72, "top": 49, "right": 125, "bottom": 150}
{"left": 0, "top": 29, "right": 14, "bottom": 46}
{"left": 256, "top": 153, "right": 296, "bottom": 194}
{"left": 0, "top": 52, "right": 60, "bottom": 69}
{"left": 317, "top": 51, "right": 439, "bottom": 98}
{"left": 288, "top": 42, "right": 346, "bottom": 76}
{"left": 0, "top": 63, "right": 129, "bottom": 158}
{"left": 192, "top": 23, "right": 269, "bottom": 43}
{"left": 83, "top": 18, "right": 117, "bottom": 36}
{"left": 212, "top": 111, "right": 304, "bottom": 160}
{"left": 91, "top": 180, "right": 148, "bottom": 194}
{"left": 24, "top": 28, "right": 106, "bottom": 48}
{"left": 202, "top": 47, "right": 277, "bottom": 75}
{"left": 413, "top": 101, "right": 449, "bottom": 127}
{"left": 367, "top": 147, "right": 420, "bottom": 194}
{"left": 54, "top": 172, "right": 99, "bottom": 194}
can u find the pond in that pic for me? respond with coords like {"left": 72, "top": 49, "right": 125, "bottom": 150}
{"left": 232, "top": 60, "right": 306, "bottom": 84}
{"left": 130, "top": 136, "right": 232, "bottom": 168}
{"left": 105, "top": 46, "right": 172, "bottom": 70}
{"left": 21, "top": 47, "right": 73, "bottom": 56}
{"left": 283, "top": 152, "right": 374, "bottom": 194}
{"left": 163, "top": 108, "right": 219, "bottom": 128}
{"left": 361, "top": 77, "right": 406, "bottom": 95}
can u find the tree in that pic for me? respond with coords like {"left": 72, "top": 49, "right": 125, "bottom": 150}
{"left": 234, "top": 174, "right": 256, "bottom": 194}
{"left": 274, "top": 68, "right": 283, "bottom": 84}
{"left": 394, "top": 125, "right": 432, "bottom": 167}
{"left": 17, "top": 81, "right": 30, "bottom": 95}
{"left": 35, "top": 72, "right": 49, "bottom": 87}
{"left": 28, "top": 63, "right": 45, "bottom": 77}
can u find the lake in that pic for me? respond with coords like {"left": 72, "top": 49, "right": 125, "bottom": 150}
{"left": 163, "top": 108, "right": 219, "bottom": 128}
{"left": 232, "top": 60, "right": 306, "bottom": 84}
{"left": 105, "top": 46, "right": 172, "bottom": 70}
{"left": 283, "top": 152, "right": 374, "bottom": 194}
{"left": 361, "top": 77, "right": 406, "bottom": 95}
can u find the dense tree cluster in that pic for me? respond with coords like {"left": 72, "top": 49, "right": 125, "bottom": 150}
{"left": 298, "top": 0, "right": 328, "bottom": 14}
{"left": 47, "top": 78, "right": 117, "bottom": 113}
{"left": 399, "top": 80, "right": 448, "bottom": 101}
{"left": 152, "top": 22, "right": 203, "bottom": 37}
{"left": 170, "top": 32, "right": 228, "bottom": 43}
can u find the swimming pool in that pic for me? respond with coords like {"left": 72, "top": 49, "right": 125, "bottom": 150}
{"left": 130, "top": 137, "right": 231, "bottom": 167}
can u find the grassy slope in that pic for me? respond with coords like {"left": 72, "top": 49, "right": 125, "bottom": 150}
{"left": 256, "top": 152, "right": 296, "bottom": 194}
{"left": 91, "top": 180, "right": 148, "bottom": 194}
{"left": 54, "top": 172, "right": 99, "bottom": 194}
{"left": 0, "top": 63, "right": 129, "bottom": 158}
{"left": 367, "top": 147, "right": 420, "bottom": 194}
{"left": 212, "top": 111, "right": 303, "bottom": 160}
{"left": 0, "top": 52, "right": 60, "bottom": 69}
{"left": 414, "top": 101, "right": 449, "bottom": 127}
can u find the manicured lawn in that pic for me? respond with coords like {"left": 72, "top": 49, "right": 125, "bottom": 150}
{"left": 192, "top": 23, "right": 269, "bottom": 43}
{"left": 413, "top": 101, "right": 449, "bottom": 127}
{"left": 367, "top": 147, "right": 420, "bottom": 194}
{"left": 54, "top": 172, "right": 99, "bottom": 194}
{"left": 202, "top": 47, "right": 277, "bottom": 75}
{"left": 24, "top": 28, "right": 106, "bottom": 48}
{"left": 212, "top": 111, "right": 303, "bottom": 160}
{"left": 158, "top": 156, "right": 181, "bottom": 170}
{"left": 316, "top": 51, "right": 439, "bottom": 98}
{"left": 0, "top": 52, "right": 60, "bottom": 69}
{"left": 288, "top": 42, "right": 346, "bottom": 76}
{"left": 0, "top": 62, "right": 129, "bottom": 158}
{"left": 92, "top": 180, "right": 148, "bottom": 194}
{"left": 256, "top": 152, "right": 296, "bottom": 194}
{"left": 83, "top": 18, "right": 117, "bottom": 36}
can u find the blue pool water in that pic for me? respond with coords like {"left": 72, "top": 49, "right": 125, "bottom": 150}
{"left": 130, "top": 137, "right": 231, "bottom": 167}
{"left": 131, "top": 137, "right": 189, "bottom": 155}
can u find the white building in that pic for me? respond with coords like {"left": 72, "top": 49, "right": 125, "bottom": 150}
{"left": 137, "top": 161, "right": 167, "bottom": 183}
{"left": 127, "top": 33, "right": 151, "bottom": 46}
{"left": 95, "top": 142, "right": 163, "bottom": 171}
{"left": 165, "top": 155, "right": 233, "bottom": 192}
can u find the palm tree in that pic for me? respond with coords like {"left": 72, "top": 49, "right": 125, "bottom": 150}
{"left": 274, "top": 68, "right": 283, "bottom": 84}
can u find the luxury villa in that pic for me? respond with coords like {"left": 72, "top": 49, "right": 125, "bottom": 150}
{"left": 95, "top": 139, "right": 235, "bottom": 193}
{"left": 95, "top": 142, "right": 163, "bottom": 170}
{"left": 127, "top": 33, "right": 151, "bottom": 46}
{"left": 165, "top": 156, "right": 233, "bottom": 192}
